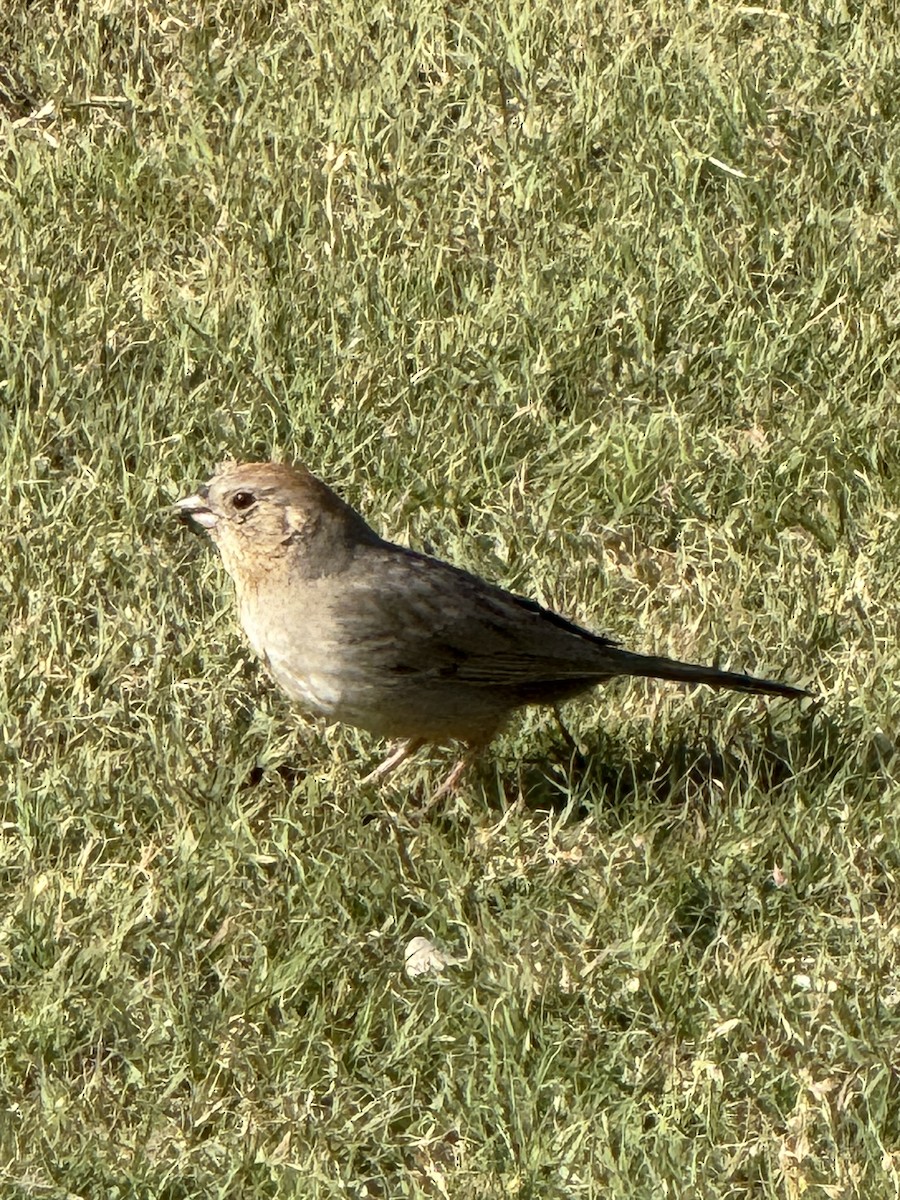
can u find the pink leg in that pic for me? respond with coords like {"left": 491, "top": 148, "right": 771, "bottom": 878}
{"left": 361, "top": 738, "right": 426, "bottom": 785}
{"left": 427, "top": 747, "right": 480, "bottom": 804}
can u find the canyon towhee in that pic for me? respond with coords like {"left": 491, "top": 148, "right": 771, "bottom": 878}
{"left": 175, "top": 461, "right": 808, "bottom": 794}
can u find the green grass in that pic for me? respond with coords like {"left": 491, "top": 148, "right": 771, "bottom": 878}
{"left": 1, "top": 0, "right": 900, "bottom": 1195}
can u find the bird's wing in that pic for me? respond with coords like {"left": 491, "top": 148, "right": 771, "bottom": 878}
{"left": 335, "top": 545, "right": 620, "bottom": 687}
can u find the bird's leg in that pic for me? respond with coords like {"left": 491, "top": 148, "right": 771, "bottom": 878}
{"left": 423, "top": 726, "right": 503, "bottom": 807}
{"left": 427, "top": 746, "right": 479, "bottom": 805}
{"left": 361, "top": 737, "right": 426, "bottom": 785}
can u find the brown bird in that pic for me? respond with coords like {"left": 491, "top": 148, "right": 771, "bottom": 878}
{"left": 175, "top": 461, "right": 808, "bottom": 795}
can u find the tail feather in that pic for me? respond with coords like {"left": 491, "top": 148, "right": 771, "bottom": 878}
{"left": 614, "top": 651, "right": 809, "bottom": 701}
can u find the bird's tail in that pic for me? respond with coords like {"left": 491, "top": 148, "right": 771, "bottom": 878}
{"left": 613, "top": 650, "right": 809, "bottom": 700}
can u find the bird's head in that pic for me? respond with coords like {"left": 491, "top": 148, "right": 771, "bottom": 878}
{"left": 175, "top": 460, "right": 380, "bottom": 583}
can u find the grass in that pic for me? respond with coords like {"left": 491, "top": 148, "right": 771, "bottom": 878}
{"left": 1, "top": 0, "right": 900, "bottom": 1195}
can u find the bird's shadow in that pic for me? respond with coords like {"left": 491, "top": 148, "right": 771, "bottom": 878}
{"left": 491, "top": 703, "right": 884, "bottom": 826}
{"left": 239, "top": 705, "right": 893, "bottom": 831}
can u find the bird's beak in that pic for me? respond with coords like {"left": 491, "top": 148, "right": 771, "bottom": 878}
{"left": 174, "top": 490, "right": 218, "bottom": 530}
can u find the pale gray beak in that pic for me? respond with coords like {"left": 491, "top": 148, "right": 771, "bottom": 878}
{"left": 174, "top": 491, "right": 218, "bottom": 530}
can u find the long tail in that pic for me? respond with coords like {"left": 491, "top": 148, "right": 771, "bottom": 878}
{"left": 612, "top": 650, "right": 809, "bottom": 700}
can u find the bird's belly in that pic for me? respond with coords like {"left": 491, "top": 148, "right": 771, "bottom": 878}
{"left": 265, "top": 649, "right": 505, "bottom": 741}
{"left": 260, "top": 645, "right": 344, "bottom": 718}
{"left": 241, "top": 600, "right": 510, "bottom": 741}
{"left": 270, "top": 660, "right": 341, "bottom": 715}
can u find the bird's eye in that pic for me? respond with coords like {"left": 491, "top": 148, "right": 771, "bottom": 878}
{"left": 231, "top": 491, "right": 256, "bottom": 511}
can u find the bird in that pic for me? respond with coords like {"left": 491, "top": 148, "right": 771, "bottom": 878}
{"left": 174, "top": 460, "right": 809, "bottom": 796}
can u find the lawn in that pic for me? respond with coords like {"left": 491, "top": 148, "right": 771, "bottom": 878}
{"left": 2, "top": 0, "right": 899, "bottom": 1196}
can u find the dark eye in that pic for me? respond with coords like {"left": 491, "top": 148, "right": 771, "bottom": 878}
{"left": 231, "top": 490, "right": 256, "bottom": 511}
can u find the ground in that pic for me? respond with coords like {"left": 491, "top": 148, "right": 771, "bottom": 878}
{"left": 1, "top": 1, "right": 899, "bottom": 1196}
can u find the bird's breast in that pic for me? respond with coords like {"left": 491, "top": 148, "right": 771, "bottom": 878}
{"left": 236, "top": 587, "right": 340, "bottom": 713}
